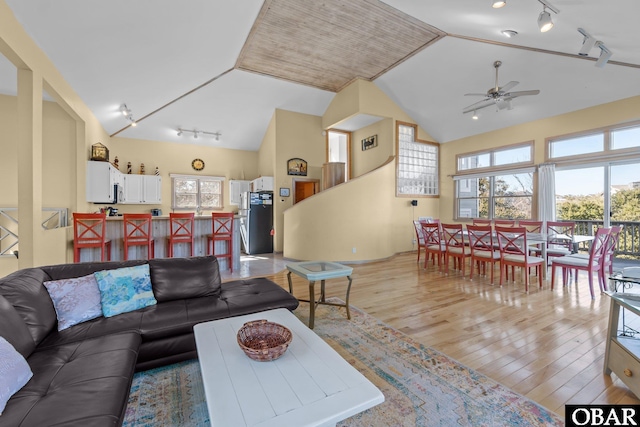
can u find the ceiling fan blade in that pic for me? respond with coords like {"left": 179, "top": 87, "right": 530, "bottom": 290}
{"left": 462, "top": 99, "right": 495, "bottom": 114}
{"left": 505, "top": 89, "right": 540, "bottom": 98}
{"left": 500, "top": 81, "right": 519, "bottom": 92}
{"left": 464, "top": 93, "right": 489, "bottom": 97}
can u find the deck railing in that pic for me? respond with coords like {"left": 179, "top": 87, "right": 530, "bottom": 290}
{"left": 0, "top": 208, "right": 68, "bottom": 256}
{"left": 572, "top": 220, "right": 640, "bottom": 258}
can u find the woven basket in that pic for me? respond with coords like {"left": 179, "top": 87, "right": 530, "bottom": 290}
{"left": 237, "top": 320, "right": 293, "bottom": 361}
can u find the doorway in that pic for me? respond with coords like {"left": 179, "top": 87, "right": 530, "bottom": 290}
{"left": 293, "top": 179, "right": 320, "bottom": 204}
{"left": 326, "top": 130, "right": 351, "bottom": 181}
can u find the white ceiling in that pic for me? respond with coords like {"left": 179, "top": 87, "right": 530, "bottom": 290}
{"left": 2, "top": 0, "right": 640, "bottom": 150}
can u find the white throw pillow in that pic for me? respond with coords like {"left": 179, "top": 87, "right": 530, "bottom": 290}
{"left": 44, "top": 274, "right": 103, "bottom": 331}
{"left": 0, "top": 336, "right": 33, "bottom": 415}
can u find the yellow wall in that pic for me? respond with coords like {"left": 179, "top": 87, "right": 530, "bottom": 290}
{"left": 439, "top": 95, "right": 640, "bottom": 223}
{"left": 258, "top": 113, "right": 276, "bottom": 177}
{"left": 351, "top": 118, "right": 394, "bottom": 178}
{"left": 109, "top": 136, "right": 259, "bottom": 215}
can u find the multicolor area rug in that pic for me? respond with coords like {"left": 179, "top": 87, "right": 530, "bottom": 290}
{"left": 124, "top": 300, "right": 564, "bottom": 426}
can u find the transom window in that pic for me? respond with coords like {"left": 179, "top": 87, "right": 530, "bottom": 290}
{"left": 547, "top": 121, "right": 640, "bottom": 161}
{"left": 457, "top": 142, "right": 533, "bottom": 172}
{"left": 171, "top": 174, "right": 224, "bottom": 210}
{"left": 396, "top": 122, "right": 439, "bottom": 197}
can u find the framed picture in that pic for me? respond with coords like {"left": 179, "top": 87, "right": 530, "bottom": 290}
{"left": 287, "top": 158, "right": 308, "bottom": 176}
{"left": 362, "top": 135, "right": 378, "bottom": 151}
{"left": 279, "top": 187, "right": 290, "bottom": 197}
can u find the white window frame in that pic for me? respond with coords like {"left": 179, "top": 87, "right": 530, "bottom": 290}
{"left": 170, "top": 174, "right": 225, "bottom": 210}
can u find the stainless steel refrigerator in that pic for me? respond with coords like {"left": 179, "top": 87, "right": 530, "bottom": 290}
{"left": 239, "top": 191, "right": 273, "bottom": 254}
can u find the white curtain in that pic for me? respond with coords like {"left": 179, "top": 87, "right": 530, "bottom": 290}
{"left": 537, "top": 163, "right": 556, "bottom": 227}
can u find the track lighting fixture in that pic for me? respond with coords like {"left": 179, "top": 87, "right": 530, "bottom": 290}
{"left": 491, "top": 0, "right": 506, "bottom": 8}
{"left": 119, "top": 104, "right": 137, "bottom": 127}
{"left": 536, "top": 0, "right": 559, "bottom": 33}
{"left": 176, "top": 128, "right": 221, "bottom": 141}
{"left": 577, "top": 28, "right": 597, "bottom": 56}
{"left": 472, "top": 111, "right": 479, "bottom": 120}
{"left": 501, "top": 30, "right": 518, "bottom": 38}
{"left": 594, "top": 41, "right": 612, "bottom": 68}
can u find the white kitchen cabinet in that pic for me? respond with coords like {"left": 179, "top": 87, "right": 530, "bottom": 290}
{"left": 251, "top": 176, "right": 274, "bottom": 192}
{"left": 121, "top": 175, "right": 162, "bottom": 204}
{"left": 86, "top": 161, "right": 123, "bottom": 203}
{"left": 229, "top": 180, "right": 251, "bottom": 205}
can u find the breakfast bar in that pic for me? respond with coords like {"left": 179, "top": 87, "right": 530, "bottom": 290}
{"left": 76, "top": 215, "right": 242, "bottom": 270}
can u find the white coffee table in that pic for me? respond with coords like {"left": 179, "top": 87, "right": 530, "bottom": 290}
{"left": 193, "top": 308, "right": 384, "bottom": 427}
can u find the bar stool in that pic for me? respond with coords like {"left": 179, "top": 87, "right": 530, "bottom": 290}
{"left": 123, "top": 213, "right": 155, "bottom": 260}
{"left": 167, "top": 212, "right": 195, "bottom": 257}
{"left": 207, "top": 212, "right": 234, "bottom": 271}
{"left": 73, "top": 212, "right": 111, "bottom": 263}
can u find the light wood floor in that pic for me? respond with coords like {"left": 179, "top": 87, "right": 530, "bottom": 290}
{"left": 265, "top": 252, "right": 640, "bottom": 416}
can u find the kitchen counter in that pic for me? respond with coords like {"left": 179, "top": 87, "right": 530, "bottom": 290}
{"left": 79, "top": 214, "right": 243, "bottom": 269}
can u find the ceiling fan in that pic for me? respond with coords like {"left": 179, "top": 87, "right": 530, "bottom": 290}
{"left": 462, "top": 60, "right": 540, "bottom": 115}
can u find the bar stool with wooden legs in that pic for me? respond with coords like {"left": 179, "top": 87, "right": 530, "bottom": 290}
{"left": 73, "top": 212, "right": 111, "bottom": 262}
{"left": 167, "top": 212, "right": 195, "bottom": 258}
{"left": 123, "top": 213, "right": 155, "bottom": 260}
{"left": 207, "top": 212, "right": 234, "bottom": 271}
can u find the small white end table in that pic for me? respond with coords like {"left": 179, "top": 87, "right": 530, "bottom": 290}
{"left": 286, "top": 261, "right": 353, "bottom": 329}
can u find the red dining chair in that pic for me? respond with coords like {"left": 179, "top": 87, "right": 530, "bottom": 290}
{"left": 413, "top": 220, "right": 427, "bottom": 264}
{"left": 550, "top": 227, "right": 610, "bottom": 299}
{"left": 441, "top": 223, "right": 470, "bottom": 276}
{"left": 518, "top": 220, "right": 542, "bottom": 233}
{"left": 421, "top": 222, "right": 445, "bottom": 271}
{"left": 566, "top": 225, "right": 622, "bottom": 290}
{"left": 73, "top": 212, "right": 111, "bottom": 263}
{"left": 495, "top": 226, "right": 544, "bottom": 293}
{"left": 494, "top": 219, "right": 516, "bottom": 228}
{"left": 472, "top": 219, "right": 492, "bottom": 227}
{"left": 123, "top": 213, "right": 155, "bottom": 260}
{"left": 167, "top": 212, "right": 195, "bottom": 257}
{"left": 466, "top": 224, "right": 501, "bottom": 285}
{"left": 207, "top": 212, "right": 234, "bottom": 272}
{"left": 546, "top": 221, "right": 575, "bottom": 259}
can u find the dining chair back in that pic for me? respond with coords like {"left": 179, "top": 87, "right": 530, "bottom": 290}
{"left": 518, "top": 220, "right": 542, "bottom": 233}
{"left": 167, "top": 212, "right": 195, "bottom": 257}
{"left": 472, "top": 219, "right": 492, "bottom": 227}
{"left": 495, "top": 226, "right": 544, "bottom": 292}
{"left": 550, "top": 227, "right": 610, "bottom": 299}
{"left": 413, "top": 220, "right": 427, "bottom": 264}
{"left": 73, "top": 212, "right": 111, "bottom": 262}
{"left": 546, "top": 221, "right": 576, "bottom": 259}
{"left": 441, "top": 223, "right": 470, "bottom": 276}
{"left": 123, "top": 213, "right": 154, "bottom": 260}
{"left": 493, "top": 219, "right": 516, "bottom": 227}
{"left": 466, "top": 224, "right": 500, "bottom": 284}
{"left": 207, "top": 212, "right": 234, "bottom": 271}
{"left": 602, "top": 225, "right": 623, "bottom": 279}
{"left": 421, "top": 222, "right": 445, "bottom": 271}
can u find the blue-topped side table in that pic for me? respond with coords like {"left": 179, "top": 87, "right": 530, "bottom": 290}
{"left": 286, "top": 261, "right": 353, "bottom": 329}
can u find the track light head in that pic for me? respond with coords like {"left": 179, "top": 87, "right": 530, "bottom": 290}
{"left": 472, "top": 111, "right": 479, "bottom": 120}
{"left": 492, "top": 0, "right": 506, "bottom": 8}
{"left": 194, "top": 131, "right": 199, "bottom": 139}
{"left": 594, "top": 42, "right": 612, "bottom": 68}
{"left": 538, "top": 8, "right": 553, "bottom": 32}
{"left": 577, "top": 28, "right": 597, "bottom": 56}
{"left": 177, "top": 129, "right": 183, "bottom": 136}
{"left": 120, "top": 104, "right": 130, "bottom": 116}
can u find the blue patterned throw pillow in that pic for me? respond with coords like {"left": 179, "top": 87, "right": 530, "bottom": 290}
{"left": 94, "top": 264, "right": 157, "bottom": 317}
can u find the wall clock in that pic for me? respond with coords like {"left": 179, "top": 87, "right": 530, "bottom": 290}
{"left": 191, "top": 158, "right": 205, "bottom": 171}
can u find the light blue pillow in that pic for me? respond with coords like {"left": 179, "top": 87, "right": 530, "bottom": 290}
{"left": 0, "top": 336, "right": 33, "bottom": 415}
{"left": 94, "top": 264, "right": 157, "bottom": 317}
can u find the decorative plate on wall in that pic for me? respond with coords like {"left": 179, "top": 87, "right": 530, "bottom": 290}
{"left": 191, "top": 158, "right": 205, "bottom": 171}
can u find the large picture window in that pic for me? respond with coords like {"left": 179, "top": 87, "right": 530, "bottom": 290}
{"left": 396, "top": 122, "right": 439, "bottom": 197}
{"left": 171, "top": 174, "right": 224, "bottom": 210}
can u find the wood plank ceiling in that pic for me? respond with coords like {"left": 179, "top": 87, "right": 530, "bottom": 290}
{"left": 236, "top": 0, "right": 446, "bottom": 92}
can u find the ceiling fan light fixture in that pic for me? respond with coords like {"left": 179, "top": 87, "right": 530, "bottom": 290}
{"left": 538, "top": 9, "right": 553, "bottom": 32}
{"left": 492, "top": 0, "right": 506, "bottom": 8}
{"left": 501, "top": 30, "right": 518, "bottom": 38}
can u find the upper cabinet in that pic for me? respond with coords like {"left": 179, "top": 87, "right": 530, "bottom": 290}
{"left": 251, "top": 176, "right": 274, "bottom": 192}
{"left": 86, "top": 161, "right": 161, "bottom": 204}
{"left": 86, "top": 161, "right": 122, "bottom": 203}
{"left": 121, "top": 174, "right": 162, "bottom": 204}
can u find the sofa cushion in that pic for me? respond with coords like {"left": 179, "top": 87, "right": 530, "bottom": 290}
{"left": 94, "top": 264, "right": 157, "bottom": 317}
{"left": 40, "top": 259, "right": 147, "bottom": 281}
{"left": 43, "top": 274, "right": 103, "bottom": 331}
{"left": 0, "top": 336, "right": 33, "bottom": 415}
{"left": 221, "top": 278, "right": 299, "bottom": 316}
{"left": 149, "top": 256, "right": 222, "bottom": 302}
{"left": 1, "top": 332, "right": 141, "bottom": 427}
{"left": 0, "top": 268, "right": 56, "bottom": 346}
{"left": 0, "top": 295, "right": 36, "bottom": 359}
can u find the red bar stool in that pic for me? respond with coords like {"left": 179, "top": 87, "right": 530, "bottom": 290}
{"left": 207, "top": 212, "right": 234, "bottom": 271}
{"left": 73, "top": 212, "right": 111, "bottom": 263}
{"left": 123, "top": 213, "right": 155, "bottom": 260}
{"left": 167, "top": 212, "right": 195, "bottom": 258}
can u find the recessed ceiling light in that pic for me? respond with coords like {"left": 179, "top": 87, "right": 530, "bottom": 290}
{"left": 501, "top": 30, "right": 518, "bottom": 38}
{"left": 492, "top": 0, "right": 506, "bottom": 8}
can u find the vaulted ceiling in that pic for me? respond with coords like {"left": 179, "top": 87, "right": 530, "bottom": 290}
{"left": 1, "top": 0, "right": 639, "bottom": 150}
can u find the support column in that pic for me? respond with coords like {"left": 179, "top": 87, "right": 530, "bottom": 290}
{"left": 17, "top": 67, "right": 43, "bottom": 268}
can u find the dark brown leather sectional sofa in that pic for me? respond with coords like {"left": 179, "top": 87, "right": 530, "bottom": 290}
{"left": 0, "top": 256, "right": 299, "bottom": 427}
